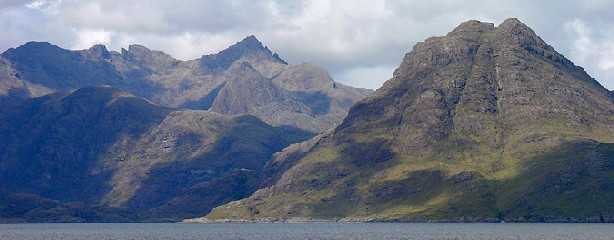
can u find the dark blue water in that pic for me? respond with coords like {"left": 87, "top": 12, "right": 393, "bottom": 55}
{"left": 1, "top": 223, "right": 613, "bottom": 240}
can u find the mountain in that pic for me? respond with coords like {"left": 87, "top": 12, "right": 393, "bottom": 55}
{"left": 0, "top": 36, "right": 372, "bottom": 132}
{"left": 0, "top": 86, "right": 313, "bottom": 222}
{"left": 200, "top": 19, "right": 614, "bottom": 223}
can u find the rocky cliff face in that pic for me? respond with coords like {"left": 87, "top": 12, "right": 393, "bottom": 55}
{"left": 0, "top": 37, "right": 372, "bottom": 132}
{"left": 0, "top": 86, "right": 313, "bottom": 222}
{"left": 203, "top": 19, "right": 614, "bottom": 223}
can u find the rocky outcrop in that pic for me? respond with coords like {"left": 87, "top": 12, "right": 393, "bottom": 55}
{"left": 0, "top": 37, "right": 372, "bottom": 132}
{"left": 203, "top": 18, "right": 614, "bottom": 222}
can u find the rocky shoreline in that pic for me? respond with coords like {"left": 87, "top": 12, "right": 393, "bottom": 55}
{"left": 182, "top": 215, "right": 614, "bottom": 224}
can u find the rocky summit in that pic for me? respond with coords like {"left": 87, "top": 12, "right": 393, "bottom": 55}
{"left": 0, "top": 86, "right": 313, "bottom": 223}
{"left": 0, "top": 36, "right": 372, "bottom": 132}
{"left": 201, "top": 19, "right": 614, "bottom": 223}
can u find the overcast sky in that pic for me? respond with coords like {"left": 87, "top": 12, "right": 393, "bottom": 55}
{"left": 2, "top": 0, "right": 614, "bottom": 90}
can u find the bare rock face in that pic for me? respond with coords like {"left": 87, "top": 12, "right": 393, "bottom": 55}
{"left": 203, "top": 19, "right": 614, "bottom": 223}
{"left": 0, "top": 36, "right": 373, "bottom": 132}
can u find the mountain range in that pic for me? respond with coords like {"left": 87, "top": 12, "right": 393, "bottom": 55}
{"left": 1, "top": 18, "right": 613, "bottom": 223}
{"left": 0, "top": 36, "right": 372, "bottom": 133}
{"left": 200, "top": 18, "right": 614, "bottom": 223}
{"left": 0, "top": 36, "right": 371, "bottom": 222}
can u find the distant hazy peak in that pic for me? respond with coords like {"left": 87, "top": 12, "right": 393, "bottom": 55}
{"left": 81, "top": 44, "right": 112, "bottom": 60}
{"left": 236, "top": 35, "right": 266, "bottom": 51}
{"left": 127, "top": 44, "right": 151, "bottom": 52}
{"left": 201, "top": 35, "right": 287, "bottom": 70}
{"left": 12, "top": 41, "right": 57, "bottom": 50}
{"left": 1, "top": 41, "right": 65, "bottom": 57}
{"left": 86, "top": 44, "right": 109, "bottom": 52}
{"left": 120, "top": 44, "right": 153, "bottom": 57}
{"left": 120, "top": 44, "right": 176, "bottom": 61}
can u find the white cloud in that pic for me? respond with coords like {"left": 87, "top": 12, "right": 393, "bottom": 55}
{"left": 597, "top": 41, "right": 614, "bottom": 70}
{"left": 74, "top": 29, "right": 112, "bottom": 49}
{"left": 25, "top": 0, "right": 46, "bottom": 9}
{"left": 334, "top": 65, "right": 394, "bottom": 90}
{"left": 565, "top": 19, "right": 595, "bottom": 67}
{"left": 600, "top": 59, "right": 614, "bottom": 70}
{"left": 563, "top": 18, "right": 614, "bottom": 89}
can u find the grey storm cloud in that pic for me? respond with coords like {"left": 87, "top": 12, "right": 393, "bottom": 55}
{"left": 57, "top": 0, "right": 279, "bottom": 33}
{"left": 0, "top": 0, "right": 24, "bottom": 10}
{"left": 1, "top": 0, "right": 614, "bottom": 90}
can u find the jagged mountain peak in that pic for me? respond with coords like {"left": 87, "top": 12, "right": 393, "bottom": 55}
{"left": 86, "top": 44, "right": 109, "bottom": 52}
{"left": 498, "top": 17, "right": 529, "bottom": 30}
{"left": 235, "top": 35, "right": 265, "bottom": 50}
{"left": 127, "top": 44, "right": 152, "bottom": 53}
{"left": 386, "top": 17, "right": 601, "bottom": 96}
{"left": 201, "top": 35, "right": 287, "bottom": 70}
{"left": 119, "top": 44, "right": 178, "bottom": 68}
{"left": 444, "top": 18, "right": 542, "bottom": 44}
{"left": 495, "top": 18, "right": 549, "bottom": 49}
{"left": 81, "top": 44, "right": 112, "bottom": 60}
{"left": 120, "top": 44, "right": 176, "bottom": 59}
{"left": 449, "top": 19, "right": 495, "bottom": 34}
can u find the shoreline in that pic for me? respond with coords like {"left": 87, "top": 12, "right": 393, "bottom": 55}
{"left": 182, "top": 216, "right": 613, "bottom": 224}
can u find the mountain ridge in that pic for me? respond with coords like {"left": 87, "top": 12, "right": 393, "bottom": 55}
{"left": 0, "top": 85, "right": 313, "bottom": 223}
{"left": 0, "top": 36, "right": 373, "bottom": 132}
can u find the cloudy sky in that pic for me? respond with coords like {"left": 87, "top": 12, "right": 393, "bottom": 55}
{"left": 2, "top": 0, "right": 614, "bottom": 90}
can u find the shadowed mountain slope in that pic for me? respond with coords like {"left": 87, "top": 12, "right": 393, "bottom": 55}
{"left": 0, "top": 86, "right": 313, "bottom": 222}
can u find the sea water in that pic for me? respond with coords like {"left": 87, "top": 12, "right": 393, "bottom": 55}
{"left": 1, "top": 222, "right": 613, "bottom": 240}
